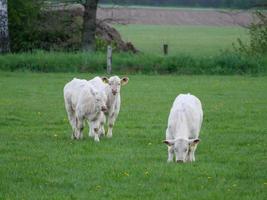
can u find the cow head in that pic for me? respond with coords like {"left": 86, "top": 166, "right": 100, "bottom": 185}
{"left": 90, "top": 88, "right": 107, "bottom": 113}
{"left": 101, "top": 76, "right": 129, "bottom": 96}
{"left": 163, "top": 138, "right": 200, "bottom": 163}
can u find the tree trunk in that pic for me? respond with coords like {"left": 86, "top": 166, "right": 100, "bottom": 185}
{"left": 82, "top": 0, "right": 99, "bottom": 52}
{"left": 0, "top": 0, "right": 9, "bottom": 53}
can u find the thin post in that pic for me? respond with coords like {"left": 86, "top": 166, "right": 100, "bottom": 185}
{"left": 107, "top": 45, "right": 112, "bottom": 74}
{"left": 163, "top": 44, "right": 168, "bottom": 55}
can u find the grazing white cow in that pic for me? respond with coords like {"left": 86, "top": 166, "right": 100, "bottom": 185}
{"left": 164, "top": 94, "right": 203, "bottom": 163}
{"left": 63, "top": 78, "right": 107, "bottom": 142}
{"left": 89, "top": 76, "right": 129, "bottom": 138}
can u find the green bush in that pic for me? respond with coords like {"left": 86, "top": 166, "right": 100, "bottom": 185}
{"left": 250, "top": 11, "right": 267, "bottom": 54}
{"left": 8, "top": 0, "right": 44, "bottom": 52}
{"left": 234, "top": 11, "right": 267, "bottom": 56}
{"left": 8, "top": 0, "right": 84, "bottom": 52}
{"left": 95, "top": 37, "right": 118, "bottom": 52}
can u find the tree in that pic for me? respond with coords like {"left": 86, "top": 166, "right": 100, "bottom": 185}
{"left": 82, "top": 0, "right": 99, "bottom": 51}
{"left": 67, "top": 0, "right": 99, "bottom": 51}
{"left": 0, "top": 0, "right": 10, "bottom": 53}
{"left": 8, "top": 0, "right": 43, "bottom": 52}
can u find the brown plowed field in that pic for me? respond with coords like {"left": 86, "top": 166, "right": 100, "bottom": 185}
{"left": 97, "top": 7, "right": 254, "bottom": 26}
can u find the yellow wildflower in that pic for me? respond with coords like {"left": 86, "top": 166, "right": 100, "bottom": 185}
{"left": 123, "top": 172, "right": 129, "bottom": 177}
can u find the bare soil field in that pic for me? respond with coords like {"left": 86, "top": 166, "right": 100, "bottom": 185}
{"left": 97, "top": 6, "right": 254, "bottom": 26}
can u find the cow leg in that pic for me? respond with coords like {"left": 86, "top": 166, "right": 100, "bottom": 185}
{"left": 187, "top": 144, "right": 198, "bottom": 162}
{"left": 65, "top": 103, "right": 77, "bottom": 139}
{"left": 98, "top": 112, "right": 106, "bottom": 137}
{"left": 94, "top": 127, "right": 100, "bottom": 142}
{"left": 75, "top": 116, "right": 84, "bottom": 140}
{"left": 99, "top": 121, "right": 105, "bottom": 137}
{"left": 107, "top": 112, "right": 118, "bottom": 138}
{"left": 89, "top": 120, "right": 100, "bottom": 142}
{"left": 88, "top": 121, "right": 94, "bottom": 138}
{"left": 191, "top": 144, "right": 198, "bottom": 162}
{"left": 167, "top": 146, "right": 174, "bottom": 163}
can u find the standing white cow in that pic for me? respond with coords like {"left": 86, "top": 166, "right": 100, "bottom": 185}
{"left": 164, "top": 94, "right": 203, "bottom": 163}
{"left": 89, "top": 76, "right": 129, "bottom": 138}
{"left": 63, "top": 78, "right": 107, "bottom": 142}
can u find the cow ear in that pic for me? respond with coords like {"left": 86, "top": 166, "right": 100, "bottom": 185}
{"left": 101, "top": 77, "right": 109, "bottom": 84}
{"left": 189, "top": 138, "right": 200, "bottom": 146}
{"left": 121, "top": 77, "right": 129, "bottom": 85}
{"left": 163, "top": 140, "right": 175, "bottom": 146}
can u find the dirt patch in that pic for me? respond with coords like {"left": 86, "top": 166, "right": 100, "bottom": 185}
{"left": 96, "top": 20, "right": 138, "bottom": 53}
{"left": 97, "top": 7, "right": 255, "bottom": 26}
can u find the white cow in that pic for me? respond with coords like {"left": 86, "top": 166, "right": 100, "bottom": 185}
{"left": 164, "top": 94, "right": 203, "bottom": 163}
{"left": 89, "top": 76, "right": 129, "bottom": 138}
{"left": 63, "top": 78, "right": 107, "bottom": 142}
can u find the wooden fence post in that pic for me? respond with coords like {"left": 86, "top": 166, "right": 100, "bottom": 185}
{"left": 163, "top": 44, "right": 168, "bottom": 55}
{"left": 107, "top": 45, "right": 112, "bottom": 74}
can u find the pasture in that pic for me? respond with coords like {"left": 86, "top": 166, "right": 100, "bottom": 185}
{"left": 115, "top": 25, "right": 249, "bottom": 56}
{"left": 0, "top": 72, "right": 266, "bottom": 199}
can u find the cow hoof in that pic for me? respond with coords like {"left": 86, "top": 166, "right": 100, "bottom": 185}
{"left": 72, "top": 135, "right": 79, "bottom": 140}
{"left": 71, "top": 132, "right": 76, "bottom": 140}
{"left": 99, "top": 131, "right": 105, "bottom": 137}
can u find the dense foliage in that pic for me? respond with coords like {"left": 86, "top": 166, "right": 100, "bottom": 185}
{"left": 8, "top": 0, "right": 44, "bottom": 52}
{"left": 234, "top": 11, "right": 267, "bottom": 55}
{"left": 8, "top": 0, "right": 83, "bottom": 52}
{"left": 249, "top": 12, "right": 267, "bottom": 54}
{"left": 0, "top": 51, "right": 265, "bottom": 74}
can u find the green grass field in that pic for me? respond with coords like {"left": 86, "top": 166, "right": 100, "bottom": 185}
{"left": 0, "top": 72, "right": 266, "bottom": 199}
{"left": 115, "top": 25, "right": 249, "bottom": 57}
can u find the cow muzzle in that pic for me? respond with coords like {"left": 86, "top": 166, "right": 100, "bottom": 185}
{"left": 101, "top": 106, "right": 107, "bottom": 112}
{"left": 176, "top": 160, "right": 184, "bottom": 164}
{"left": 112, "top": 90, "right": 117, "bottom": 95}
